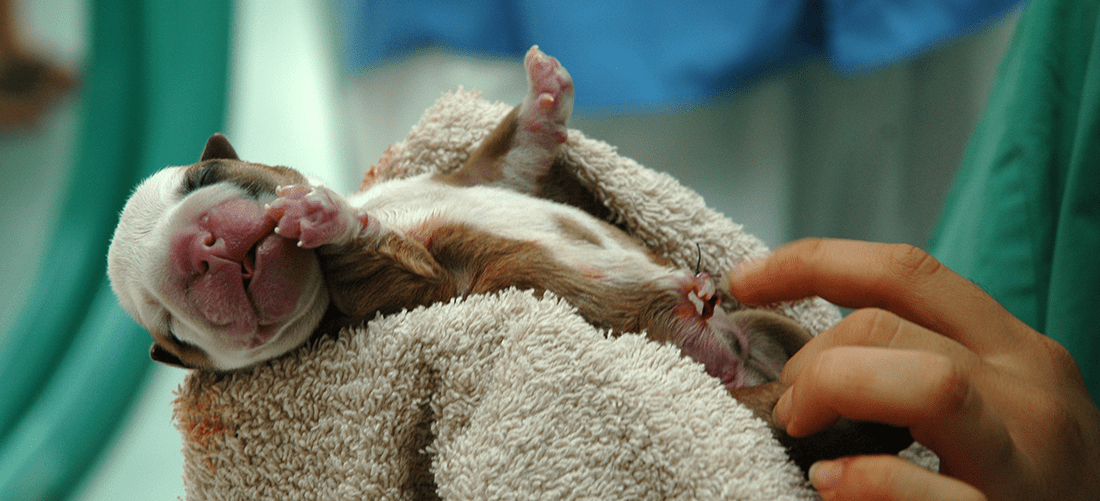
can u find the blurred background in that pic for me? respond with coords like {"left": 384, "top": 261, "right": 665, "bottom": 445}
{"left": 0, "top": 0, "right": 1021, "bottom": 499}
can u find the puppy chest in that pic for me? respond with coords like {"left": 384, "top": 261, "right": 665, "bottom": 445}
{"left": 357, "top": 181, "right": 670, "bottom": 289}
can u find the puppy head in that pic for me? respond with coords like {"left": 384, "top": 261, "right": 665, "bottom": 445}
{"left": 107, "top": 134, "right": 329, "bottom": 371}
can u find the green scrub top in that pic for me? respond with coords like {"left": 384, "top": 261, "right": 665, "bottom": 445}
{"left": 930, "top": 0, "right": 1100, "bottom": 402}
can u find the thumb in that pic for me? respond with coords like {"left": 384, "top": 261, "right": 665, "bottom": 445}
{"left": 810, "top": 456, "right": 986, "bottom": 501}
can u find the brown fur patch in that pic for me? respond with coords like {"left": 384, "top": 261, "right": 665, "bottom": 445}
{"left": 434, "top": 107, "right": 519, "bottom": 187}
{"left": 532, "top": 158, "right": 612, "bottom": 221}
{"left": 318, "top": 222, "right": 688, "bottom": 343}
{"left": 151, "top": 331, "right": 214, "bottom": 370}
{"left": 182, "top": 159, "right": 307, "bottom": 199}
{"left": 317, "top": 228, "right": 453, "bottom": 319}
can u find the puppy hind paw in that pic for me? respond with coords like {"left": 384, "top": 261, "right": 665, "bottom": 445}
{"left": 519, "top": 46, "right": 573, "bottom": 145}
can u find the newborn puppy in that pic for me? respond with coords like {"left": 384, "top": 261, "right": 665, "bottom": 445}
{"left": 107, "top": 47, "right": 911, "bottom": 471}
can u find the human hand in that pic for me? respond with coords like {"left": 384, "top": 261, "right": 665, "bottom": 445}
{"left": 728, "top": 239, "right": 1100, "bottom": 501}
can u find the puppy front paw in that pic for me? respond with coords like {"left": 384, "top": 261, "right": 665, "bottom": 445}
{"left": 265, "top": 184, "right": 364, "bottom": 248}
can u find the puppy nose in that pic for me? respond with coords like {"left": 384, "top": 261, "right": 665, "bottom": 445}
{"left": 179, "top": 230, "right": 226, "bottom": 276}
{"left": 180, "top": 229, "right": 257, "bottom": 280}
{"left": 171, "top": 199, "right": 271, "bottom": 278}
{"left": 191, "top": 232, "right": 220, "bottom": 274}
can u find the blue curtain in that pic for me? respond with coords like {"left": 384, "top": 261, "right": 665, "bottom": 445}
{"left": 0, "top": 1, "right": 231, "bottom": 499}
{"left": 338, "top": 0, "right": 1022, "bottom": 113}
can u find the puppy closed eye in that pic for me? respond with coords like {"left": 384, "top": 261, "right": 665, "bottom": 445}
{"left": 181, "top": 163, "right": 223, "bottom": 195}
{"left": 180, "top": 161, "right": 279, "bottom": 199}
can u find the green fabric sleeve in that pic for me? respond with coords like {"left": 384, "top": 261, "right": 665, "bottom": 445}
{"left": 0, "top": 1, "right": 231, "bottom": 499}
{"left": 930, "top": 0, "right": 1100, "bottom": 401}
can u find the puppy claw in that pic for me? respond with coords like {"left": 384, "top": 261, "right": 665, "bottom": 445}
{"left": 267, "top": 183, "right": 362, "bottom": 248}
{"left": 676, "top": 273, "right": 721, "bottom": 321}
{"left": 697, "top": 276, "right": 716, "bottom": 299}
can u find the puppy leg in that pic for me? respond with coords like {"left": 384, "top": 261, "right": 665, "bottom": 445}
{"left": 730, "top": 381, "right": 915, "bottom": 474}
{"left": 514, "top": 45, "right": 574, "bottom": 151}
{"left": 438, "top": 46, "right": 574, "bottom": 191}
{"left": 721, "top": 311, "right": 915, "bottom": 475}
{"left": 633, "top": 285, "right": 915, "bottom": 474}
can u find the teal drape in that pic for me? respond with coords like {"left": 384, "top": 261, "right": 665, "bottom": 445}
{"left": 930, "top": 0, "right": 1100, "bottom": 401}
{"left": 0, "top": 1, "right": 231, "bottom": 499}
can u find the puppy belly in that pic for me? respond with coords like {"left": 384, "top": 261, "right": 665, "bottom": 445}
{"left": 349, "top": 178, "right": 759, "bottom": 385}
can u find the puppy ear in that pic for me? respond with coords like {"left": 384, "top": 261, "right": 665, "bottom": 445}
{"left": 201, "top": 133, "right": 240, "bottom": 161}
{"left": 728, "top": 309, "right": 813, "bottom": 383}
{"left": 729, "top": 309, "right": 812, "bottom": 359}
{"left": 150, "top": 343, "right": 194, "bottom": 369}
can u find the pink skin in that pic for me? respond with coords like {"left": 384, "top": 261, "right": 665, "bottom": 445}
{"left": 265, "top": 184, "right": 370, "bottom": 249}
{"left": 519, "top": 46, "right": 572, "bottom": 145}
{"left": 169, "top": 198, "right": 315, "bottom": 348}
{"left": 672, "top": 273, "right": 752, "bottom": 389}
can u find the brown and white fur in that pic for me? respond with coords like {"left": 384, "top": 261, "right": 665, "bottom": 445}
{"left": 107, "top": 47, "right": 911, "bottom": 472}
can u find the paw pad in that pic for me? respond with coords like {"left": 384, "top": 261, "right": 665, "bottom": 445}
{"left": 265, "top": 184, "right": 357, "bottom": 248}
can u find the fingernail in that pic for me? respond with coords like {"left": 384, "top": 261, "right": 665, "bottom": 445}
{"left": 729, "top": 257, "right": 766, "bottom": 305}
{"left": 772, "top": 388, "right": 792, "bottom": 428}
{"left": 730, "top": 256, "right": 765, "bottom": 280}
{"left": 809, "top": 459, "right": 842, "bottom": 491}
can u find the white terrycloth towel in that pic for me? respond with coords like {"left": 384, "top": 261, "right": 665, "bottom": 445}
{"left": 173, "top": 89, "right": 911, "bottom": 500}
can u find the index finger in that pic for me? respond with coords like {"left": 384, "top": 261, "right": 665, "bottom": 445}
{"left": 728, "top": 238, "right": 1026, "bottom": 355}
